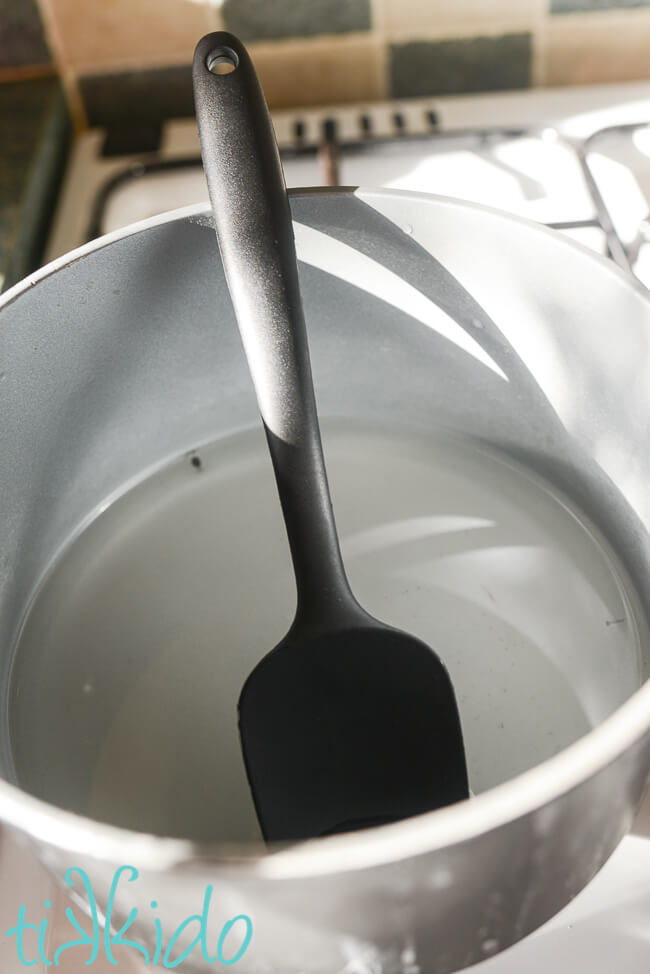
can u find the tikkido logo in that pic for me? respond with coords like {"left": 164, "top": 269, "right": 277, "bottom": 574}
{"left": 6, "top": 865, "right": 253, "bottom": 968}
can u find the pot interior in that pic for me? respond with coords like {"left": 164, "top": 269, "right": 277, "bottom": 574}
{"left": 1, "top": 190, "right": 649, "bottom": 843}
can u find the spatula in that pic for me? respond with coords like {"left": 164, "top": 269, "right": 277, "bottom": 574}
{"left": 193, "top": 31, "right": 469, "bottom": 842}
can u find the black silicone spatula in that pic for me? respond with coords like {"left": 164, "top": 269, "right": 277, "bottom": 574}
{"left": 193, "top": 31, "right": 469, "bottom": 842}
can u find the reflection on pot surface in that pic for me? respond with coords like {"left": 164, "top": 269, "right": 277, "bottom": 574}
{"left": 8, "top": 422, "right": 646, "bottom": 843}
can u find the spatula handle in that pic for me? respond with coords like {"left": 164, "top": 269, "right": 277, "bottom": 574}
{"left": 193, "top": 32, "right": 358, "bottom": 629}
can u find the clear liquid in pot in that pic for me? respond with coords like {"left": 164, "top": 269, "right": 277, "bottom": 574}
{"left": 8, "top": 422, "right": 646, "bottom": 842}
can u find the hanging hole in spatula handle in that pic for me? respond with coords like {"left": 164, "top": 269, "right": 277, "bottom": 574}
{"left": 206, "top": 45, "right": 238, "bottom": 74}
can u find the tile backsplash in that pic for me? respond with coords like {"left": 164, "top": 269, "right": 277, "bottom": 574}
{"left": 2, "top": 0, "right": 650, "bottom": 125}
{"left": 222, "top": 0, "right": 373, "bottom": 41}
{"left": 0, "top": 0, "right": 51, "bottom": 75}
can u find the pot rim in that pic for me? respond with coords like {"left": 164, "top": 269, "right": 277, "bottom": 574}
{"left": 1, "top": 188, "right": 649, "bottom": 879}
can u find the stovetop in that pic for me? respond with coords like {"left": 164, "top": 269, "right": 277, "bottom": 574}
{"left": 46, "top": 81, "right": 650, "bottom": 291}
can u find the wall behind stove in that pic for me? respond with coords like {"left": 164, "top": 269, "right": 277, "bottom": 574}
{"left": 2, "top": 0, "right": 650, "bottom": 126}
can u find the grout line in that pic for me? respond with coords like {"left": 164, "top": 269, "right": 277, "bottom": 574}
{"left": 64, "top": 53, "right": 197, "bottom": 77}
{"left": 369, "top": 0, "right": 387, "bottom": 36}
{"left": 367, "top": 17, "right": 544, "bottom": 45}
{"left": 34, "top": 0, "right": 88, "bottom": 129}
{"left": 532, "top": 4, "right": 549, "bottom": 88}
{"left": 546, "top": 4, "right": 650, "bottom": 24}
{"left": 68, "top": 31, "right": 382, "bottom": 78}
{"left": 0, "top": 63, "right": 58, "bottom": 84}
{"left": 61, "top": 69, "right": 88, "bottom": 132}
{"left": 375, "top": 37, "right": 390, "bottom": 101}
{"left": 246, "top": 30, "right": 390, "bottom": 54}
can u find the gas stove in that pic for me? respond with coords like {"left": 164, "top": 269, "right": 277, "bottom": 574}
{"left": 23, "top": 80, "right": 650, "bottom": 973}
{"left": 46, "top": 81, "right": 650, "bottom": 291}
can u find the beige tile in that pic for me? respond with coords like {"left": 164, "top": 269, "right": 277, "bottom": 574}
{"left": 373, "top": 0, "right": 546, "bottom": 39}
{"left": 38, "top": 0, "right": 217, "bottom": 72}
{"left": 545, "top": 10, "right": 650, "bottom": 86}
{"left": 249, "top": 35, "right": 387, "bottom": 109}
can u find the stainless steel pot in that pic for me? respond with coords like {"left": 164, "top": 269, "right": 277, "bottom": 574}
{"left": 1, "top": 188, "right": 649, "bottom": 974}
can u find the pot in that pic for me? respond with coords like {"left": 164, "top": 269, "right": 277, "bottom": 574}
{"left": 0, "top": 187, "right": 649, "bottom": 974}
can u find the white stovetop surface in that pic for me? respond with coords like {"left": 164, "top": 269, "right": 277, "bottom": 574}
{"left": 46, "top": 80, "right": 650, "bottom": 265}
{"left": 0, "top": 800, "right": 647, "bottom": 974}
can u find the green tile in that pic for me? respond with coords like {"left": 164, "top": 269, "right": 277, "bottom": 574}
{"left": 79, "top": 65, "right": 194, "bottom": 127}
{"left": 551, "top": 0, "right": 650, "bottom": 11}
{"left": 222, "top": 0, "right": 371, "bottom": 41}
{"left": 0, "top": 0, "right": 51, "bottom": 67}
{"left": 390, "top": 35, "right": 532, "bottom": 99}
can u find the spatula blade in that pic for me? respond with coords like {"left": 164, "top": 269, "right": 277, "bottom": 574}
{"left": 238, "top": 626, "right": 469, "bottom": 842}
